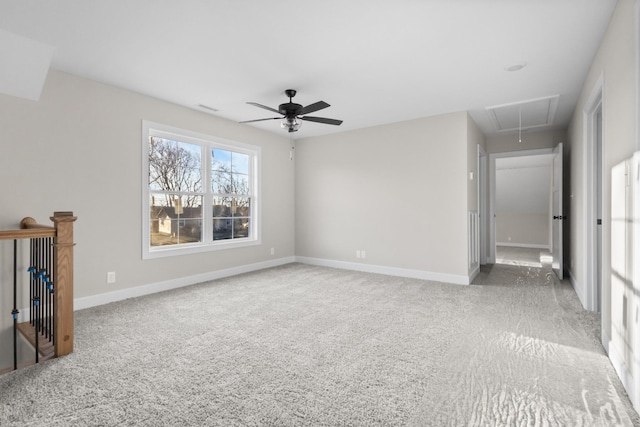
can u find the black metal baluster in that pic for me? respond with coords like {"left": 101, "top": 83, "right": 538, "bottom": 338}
{"left": 33, "top": 293, "right": 39, "bottom": 363}
{"left": 12, "top": 239, "right": 19, "bottom": 371}
{"left": 37, "top": 270, "right": 43, "bottom": 338}
{"left": 46, "top": 237, "right": 53, "bottom": 342}
{"left": 34, "top": 238, "right": 43, "bottom": 363}
{"left": 50, "top": 237, "right": 55, "bottom": 348}
{"left": 43, "top": 238, "right": 48, "bottom": 340}
{"left": 29, "top": 239, "right": 36, "bottom": 327}
{"left": 39, "top": 238, "right": 44, "bottom": 336}
{"left": 43, "top": 272, "right": 50, "bottom": 341}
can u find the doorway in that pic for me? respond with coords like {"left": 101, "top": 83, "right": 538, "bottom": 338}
{"left": 489, "top": 148, "right": 555, "bottom": 266}
{"left": 585, "top": 78, "right": 604, "bottom": 313}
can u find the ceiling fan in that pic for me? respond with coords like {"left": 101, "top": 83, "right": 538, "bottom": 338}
{"left": 240, "top": 89, "right": 343, "bottom": 133}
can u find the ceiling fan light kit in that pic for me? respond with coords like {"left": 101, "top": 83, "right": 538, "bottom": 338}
{"left": 281, "top": 117, "right": 301, "bottom": 132}
{"left": 241, "top": 89, "right": 343, "bottom": 133}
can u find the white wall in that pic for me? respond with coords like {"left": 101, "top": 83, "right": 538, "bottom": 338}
{"left": 295, "top": 111, "right": 474, "bottom": 283}
{"left": 0, "top": 70, "right": 295, "bottom": 368}
{"left": 467, "top": 115, "right": 485, "bottom": 274}
{"left": 486, "top": 130, "right": 566, "bottom": 154}
{"left": 567, "top": 0, "right": 638, "bottom": 410}
{"left": 495, "top": 212, "right": 549, "bottom": 247}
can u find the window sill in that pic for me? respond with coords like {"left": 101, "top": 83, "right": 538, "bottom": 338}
{"left": 143, "top": 237, "right": 261, "bottom": 260}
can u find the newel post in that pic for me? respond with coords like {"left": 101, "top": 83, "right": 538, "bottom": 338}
{"left": 51, "top": 211, "right": 77, "bottom": 356}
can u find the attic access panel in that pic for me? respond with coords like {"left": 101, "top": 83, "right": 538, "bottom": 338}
{"left": 486, "top": 95, "right": 559, "bottom": 132}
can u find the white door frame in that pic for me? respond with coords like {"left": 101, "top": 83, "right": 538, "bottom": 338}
{"left": 634, "top": 0, "right": 640, "bottom": 413}
{"left": 488, "top": 147, "right": 554, "bottom": 264}
{"left": 583, "top": 74, "right": 605, "bottom": 314}
{"left": 551, "top": 143, "right": 564, "bottom": 280}
{"left": 632, "top": 153, "right": 640, "bottom": 412}
{"left": 478, "top": 144, "right": 487, "bottom": 264}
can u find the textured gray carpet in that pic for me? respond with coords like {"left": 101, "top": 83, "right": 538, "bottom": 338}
{"left": 0, "top": 261, "right": 638, "bottom": 426}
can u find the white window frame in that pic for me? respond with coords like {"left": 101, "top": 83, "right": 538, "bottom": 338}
{"left": 142, "top": 120, "right": 261, "bottom": 259}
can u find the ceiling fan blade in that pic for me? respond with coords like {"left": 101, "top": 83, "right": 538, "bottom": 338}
{"left": 239, "top": 117, "right": 281, "bottom": 123}
{"left": 247, "top": 102, "right": 280, "bottom": 114}
{"left": 300, "top": 116, "right": 343, "bottom": 126}
{"left": 299, "top": 101, "right": 330, "bottom": 115}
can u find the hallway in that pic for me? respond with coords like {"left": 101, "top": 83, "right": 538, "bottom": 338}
{"left": 495, "top": 246, "right": 553, "bottom": 268}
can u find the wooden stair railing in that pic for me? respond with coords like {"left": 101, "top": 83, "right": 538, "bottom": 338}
{"left": 0, "top": 211, "right": 77, "bottom": 372}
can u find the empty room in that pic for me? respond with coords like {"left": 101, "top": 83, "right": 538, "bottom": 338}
{"left": 1, "top": 0, "right": 639, "bottom": 425}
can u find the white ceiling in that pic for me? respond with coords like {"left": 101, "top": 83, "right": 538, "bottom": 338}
{"left": 0, "top": 0, "right": 617, "bottom": 139}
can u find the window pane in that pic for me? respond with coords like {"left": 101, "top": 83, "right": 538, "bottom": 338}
{"left": 150, "top": 193, "right": 202, "bottom": 246}
{"left": 212, "top": 197, "right": 232, "bottom": 217}
{"left": 211, "top": 148, "right": 231, "bottom": 172}
{"left": 212, "top": 170, "right": 232, "bottom": 194}
{"left": 232, "top": 174, "right": 249, "bottom": 195}
{"left": 232, "top": 152, "right": 249, "bottom": 174}
{"left": 149, "top": 137, "right": 202, "bottom": 192}
{"left": 232, "top": 197, "right": 250, "bottom": 217}
{"left": 178, "top": 218, "right": 202, "bottom": 244}
{"left": 213, "top": 218, "right": 233, "bottom": 240}
{"left": 233, "top": 218, "right": 249, "bottom": 238}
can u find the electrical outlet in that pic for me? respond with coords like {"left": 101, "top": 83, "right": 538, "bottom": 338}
{"left": 361, "top": 250, "right": 366, "bottom": 259}
{"left": 270, "top": 247, "right": 275, "bottom": 255}
{"left": 356, "top": 250, "right": 361, "bottom": 259}
{"left": 107, "top": 272, "right": 116, "bottom": 284}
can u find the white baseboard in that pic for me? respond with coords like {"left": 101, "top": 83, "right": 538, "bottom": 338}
{"left": 602, "top": 328, "right": 610, "bottom": 355}
{"left": 605, "top": 334, "right": 636, "bottom": 406}
{"left": 14, "top": 255, "right": 471, "bottom": 318}
{"left": 568, "top": 269, "right": 588, "bottom": 310}
{"left": 496, "top": 242, "right": 550, "bottom": 250}
{"left": 468, "top": 265, "right": 480, "bottom": 283}
{"left": 295, "top": 256, "right": 471, "bottom": 285}
{"left": 74, "top": 256, "right": 296, "bottom": 311}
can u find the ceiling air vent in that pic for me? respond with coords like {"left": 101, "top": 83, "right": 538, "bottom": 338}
{"left": 198, "top": 104, "right": 219, "bottom": 112}
{"left": 486, "top": 95, "right": 559, "bottom": 132}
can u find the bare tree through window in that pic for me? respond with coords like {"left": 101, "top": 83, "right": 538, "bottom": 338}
{"left": 149, "top": 137, "right": 202, "bottom": 207}
{"left": 211, "top": 148, "right": 250, "bottom": 240}
{"left": 149, "top": 137, "right": 203, "bottom": 246}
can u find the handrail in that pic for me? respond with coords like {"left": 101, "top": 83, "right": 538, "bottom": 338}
{"left": 0, "top": 228, "right": 56, "bottom": 240}
{"left": 1, "top": 211, "right": 77, "bottom": 372}
{"left": 0, "top": 216, "right": 57, "bottom": 240}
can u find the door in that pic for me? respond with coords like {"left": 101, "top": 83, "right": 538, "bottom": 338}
{"left": 551, "top": 143, "right": 563, "bottom": 279}
{"left": 633, "top": 152, "right": 640, "bottom": 412}
{"left": 595, "top": 107, "right": 603, "bottom": 312}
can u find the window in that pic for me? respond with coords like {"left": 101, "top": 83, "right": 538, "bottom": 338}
{"left": 142, "top": 121, "right": 260, "bottom": 258}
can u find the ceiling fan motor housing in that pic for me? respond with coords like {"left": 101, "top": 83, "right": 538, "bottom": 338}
{"left": 279, "top": 102, "right": 303, "bottom": 117}
{"left": 281, "top": 89, "right": 301, "bottom": 117}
